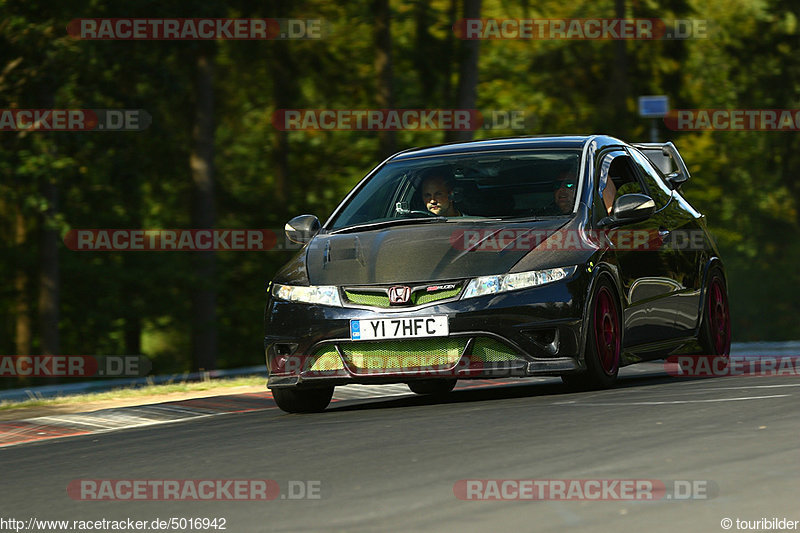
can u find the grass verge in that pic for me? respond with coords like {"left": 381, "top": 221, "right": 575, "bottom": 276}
{"left": 0, "top": 375, "right": 267, "bottom": 412}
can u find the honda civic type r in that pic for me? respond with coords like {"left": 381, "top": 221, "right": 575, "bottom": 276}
{"left": 263, "top": 135, "right": 731, "bottom": 413}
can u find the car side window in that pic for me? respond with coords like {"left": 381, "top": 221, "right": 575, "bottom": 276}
{"left": 628, "top": 148, "right": 673, "bottom": 210}
{"left": 597, "top": 151, "right": 645, "bottom": 216}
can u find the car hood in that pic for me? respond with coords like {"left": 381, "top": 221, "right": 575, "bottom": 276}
{"left": 296, "top": 218, "right": 573, "bottom": 286}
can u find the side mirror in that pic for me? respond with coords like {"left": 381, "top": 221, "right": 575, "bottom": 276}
{"left": 598, "top": 194, "right": 656, "bottom": 227}
{"left": 285, "top": 214, "right": 321, "bottom": 244}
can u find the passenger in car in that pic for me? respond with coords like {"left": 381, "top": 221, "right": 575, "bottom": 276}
{"left": 602, "top": 176, "right": 617, "bottom": 214}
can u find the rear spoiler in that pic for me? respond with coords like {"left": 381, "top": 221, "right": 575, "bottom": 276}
{"left": 631, "top": 142, "right": 691, "bottom": 190}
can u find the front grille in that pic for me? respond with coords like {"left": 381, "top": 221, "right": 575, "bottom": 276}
{"left": 471, "top": 337, "right": 520, "bottom": 362}
{"left": 344, "top": 290, "right": 390, "bottom": 307}
{"left": 343, "top": 283, "right": 463, "bottom": 309}
{"left": 413, "top": 287, "right": 461, "bottom": 305}
{"left": 307, "top": 336, "right": 524, "bottom": 375}
{"left": 309, "top": 346, "right": 344, "bottom": 371}
{"left": 339, "top": 338, "right": 468, "bottom": 371}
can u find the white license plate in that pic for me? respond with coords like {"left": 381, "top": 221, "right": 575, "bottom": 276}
{"left": 350, "top": 316, "right": 449, "bottom": 341}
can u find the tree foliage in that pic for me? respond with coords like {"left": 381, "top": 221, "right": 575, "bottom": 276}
{"left": 1, "top": 0, "right": 799, "bottom": 387}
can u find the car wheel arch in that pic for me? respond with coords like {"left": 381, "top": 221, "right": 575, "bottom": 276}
{"left": 577, "top": 263, "right": 624, "bottom": 367}
{"left": 696, "top": 257, "right": 728, "bottom": 334}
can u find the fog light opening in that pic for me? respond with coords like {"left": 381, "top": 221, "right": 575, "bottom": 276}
{"left": 274, "top": 343, "right": 298, "bottom": 357}
{"left": 527, "top": 328, "right": 560, "bottom": 355}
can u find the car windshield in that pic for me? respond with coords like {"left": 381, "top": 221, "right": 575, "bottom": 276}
{"left": 328, "top": 149, "right": 582, "bottom": 231}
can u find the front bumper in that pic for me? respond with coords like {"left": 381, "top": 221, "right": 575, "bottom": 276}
{"left": 264, "top": 278, "right": 587, "bottom": 388}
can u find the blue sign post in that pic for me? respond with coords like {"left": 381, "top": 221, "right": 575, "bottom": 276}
{"left": 638, "top": 95, "right": 670, "bottom": 142}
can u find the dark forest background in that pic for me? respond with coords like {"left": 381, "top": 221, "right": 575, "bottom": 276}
{"left": 2, "top": 0, "right": 799, "bottom": 386}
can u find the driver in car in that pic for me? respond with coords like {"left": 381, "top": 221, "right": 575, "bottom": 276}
{"left": 421, "top": 174, "right": 462, "bottom": 217}
{"left": 553, "top": 170, "right": 578, "bottom": 214}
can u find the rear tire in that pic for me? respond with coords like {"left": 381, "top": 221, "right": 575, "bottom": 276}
{"left": 271, "top": 386, "right": 334, "bottom": 413}
{"left": 562, "top": 277, "right": 621, "bottom": 390}
{"left": 699, "top": 268, "right": 731, "bottom": 357}
{"left": 407, "top": 379, "right": 457, "bottom": 395}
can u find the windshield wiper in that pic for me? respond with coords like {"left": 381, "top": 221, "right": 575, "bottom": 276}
{"left": 329, "top": 216, "right": 448, "bottom": 234}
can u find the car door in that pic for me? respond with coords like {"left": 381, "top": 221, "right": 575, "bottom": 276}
{"left": 595, "top": 149, "right": 680, "bottom": 348}
{"left": 628, "top": 146, "right": 703, "bottom": 336}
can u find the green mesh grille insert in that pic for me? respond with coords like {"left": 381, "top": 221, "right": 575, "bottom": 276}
{"left": 340, "top": 338, "right": 468, "bottom": 370}
{"left": 344, "top": 291, "right": 391, "bottom": 307}
{"left": 471, "top": 337, "right": 520, "bottom": 362}
{"left": 309, "top": 346, "right": 344, "bottom": 371}
{"left": 345, "top": 287, "right": 461, "bottom": 308}
{"left": 412, "top": 287, "right": 462, "bottom": 305}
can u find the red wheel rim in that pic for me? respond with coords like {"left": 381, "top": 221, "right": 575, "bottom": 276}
{"left": 708, "top": 277, "right": 731, "bottom": 355}
{"left": 594, "top": 286, "right": 620, "bottom": 375}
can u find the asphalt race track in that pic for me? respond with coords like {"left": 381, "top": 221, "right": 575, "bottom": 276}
{"left": 1, "top": 363, "right": 798, "bottom": 532}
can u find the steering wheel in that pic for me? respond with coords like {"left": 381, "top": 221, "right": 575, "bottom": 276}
{"left": 395, "top": 202, "right": 439, "bottom": 218}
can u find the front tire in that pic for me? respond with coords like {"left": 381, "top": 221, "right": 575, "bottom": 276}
{"left": 562, "top": 277, "right": 621, "bottom": 389}
{"left": 407, "top": 379, "right": 457, "bottom": 395}
{"left": 271, "top": 386, "right": 334, "bottom": 413}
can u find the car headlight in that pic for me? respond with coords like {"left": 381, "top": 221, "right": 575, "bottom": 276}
{"left": 462, "top": 266, "right": 577, "bottom": 299}
{"left": 272, "top": 283, "right": 342, "bottom": 306}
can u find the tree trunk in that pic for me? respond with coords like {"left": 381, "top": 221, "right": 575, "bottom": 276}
{"left": 14, "top": 204, "right": 31, "bottom": 355}
{"left": 190, "top": 51, "right": 218, "bottom": 371}
{"left": 373, "top": 0, "right": 396, "bottom": 159}
{"left": 446, "top": 0, "right": 481, "bottom": 143}
{"left": 443, "top": 0, "right": 458, "bottom": 105}
{"left": 118, "top": 162, "right": 143, "bottom": 357}
{"left": 38, "top": 175, "right": 59, "bottom": 356}
{"left": 271, "top": 45, "right": 292, "bottom": 205}
{"left": 414, "top": 1, "right": 435, "bottom": 104}
{"left": 610, "top": 0, "right": 630, "bottom": 138}
{"left": 124, "top": 315, "right": 142, "bottom": 356}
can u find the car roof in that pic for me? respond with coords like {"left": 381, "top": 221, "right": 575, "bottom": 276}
{"left": 390, "top": 135, "right": 627, "bottom": 160}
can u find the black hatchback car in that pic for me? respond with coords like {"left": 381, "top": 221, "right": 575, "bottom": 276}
{"left": 263, "top": 135, "right": 731, "bottom": 413}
